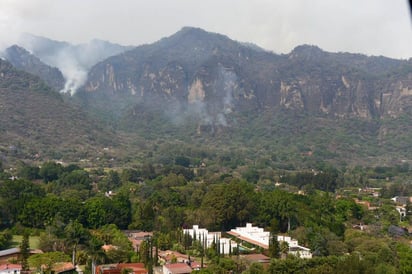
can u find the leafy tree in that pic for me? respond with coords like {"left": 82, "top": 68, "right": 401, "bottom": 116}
{"left": 268, "top": 232, "right": 280, "bottom": 258}
{"left": 201, "top": 179, "right": 256, "bottom": 230}
{"left": 0, "top": 230, "right": 12, "bottom": 249}
{"left": 242, "top": 168, "right": 260, "bottom": 183}
{"left": 397, "top": 243, "right": 412, "bottom": 274}
{"left": 39, "top": 162, "right": 63, "bottom": 182}
{"left": 84, "top": 194, "right": 131, "bottom": 229}
{"left": 57, "top": 169, "right": 92, "bottom": 191}
{"left": 28, "top": 252, "right": 71, "bottom": 274}
{"left": 99, "top": 170, "right": 121, "bottom": 192}
{"left": 257, "top": 190, "right": 298, "bottom": 232}
{"left": 87, "top": 236, "right": 105, "bottom": 274}
{"left": 175, "top": 156, "right": 190, "bottom": 167}
{"left": 0, "top": 179, "right": 45, "bottom": 227}
{"left": 244, "top": 262, "right": 266, "bottom": 274}
{"left": 97, "top": 224, "right": 134, "bottom": 263}
{"left": 19, "top": 196, "right": 82, "bottom": 228}
{"left": 65, "top": 220, "right": 90, "bottom": 265}
{"left": 16, "top": 162, "right": 40, "bottom": 180}
{"left": 121, "top": 168, "right": 141, "bottom": 183}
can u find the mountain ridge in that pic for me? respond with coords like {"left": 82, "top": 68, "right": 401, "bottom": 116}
{"left": 1, "top": 27, "right": 412, "bottom": 167}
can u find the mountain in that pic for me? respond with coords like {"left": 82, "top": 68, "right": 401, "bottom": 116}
{"left": 15, "top": 33, "right": 134, "bottom": 94}
{"left": 77, "top": 27, "right": 412, "bottom": 166}
{"left": 82, "top": 27, "right": 412, "bottom": 119}
{"left": 0, "top": 59, "right": 115, "bottom": 164}
{"left": 2, "top": 45, "right": 65, "bottom": 91}
{"left": 2, "top": 27, "right": 412, "bottom": 167}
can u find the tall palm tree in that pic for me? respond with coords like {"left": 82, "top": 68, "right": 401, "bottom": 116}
{"left": 87, "top": 236, "right": 106, "bottom": 274}
{"left": 65, "top": 220, "right": 90, "bottom": 266}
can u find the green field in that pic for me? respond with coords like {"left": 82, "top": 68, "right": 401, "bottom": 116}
{"left": 11, "top": 235, "right": 40, "bottom": 249}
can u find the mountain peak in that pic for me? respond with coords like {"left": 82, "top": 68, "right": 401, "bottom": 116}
{"left": 289, "top": 44, "right": 326, "bottom": 59}
{"left": 3, "top": 44, "right": 65, "bottom": 91}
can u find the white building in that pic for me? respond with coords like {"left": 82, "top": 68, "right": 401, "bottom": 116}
{"left": 0, "top": 264, "right": 21, "bottom": 274}
{"left": 228, "top": 223, "right": 312, "bottom": 259}
{"left": 183, "top": 225, "right": 237, "bottom": 254}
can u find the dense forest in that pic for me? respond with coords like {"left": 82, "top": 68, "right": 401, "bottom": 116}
{"left": 0, "top": 159, "right": 411, "bottom": 273}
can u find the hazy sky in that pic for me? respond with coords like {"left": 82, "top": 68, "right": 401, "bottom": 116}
{"left": 1, "top": 0, "right": 411, "bottom": 59}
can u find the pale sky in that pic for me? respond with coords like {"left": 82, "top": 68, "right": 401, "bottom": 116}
{"left": 1, "top": 0, "right": 411, "bottom": 59}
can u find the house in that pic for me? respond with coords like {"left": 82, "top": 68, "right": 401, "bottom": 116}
{"left": 124, "top": 231, "right": 153, "bottom": 252}
{"left": 158, "top": 250, "right": 188, "bottom": 264}
{"left": 396, "top": 206, "right": 407, "bottom": 221}
{"left": 52, "top": 262, "right": 77, "bottom": 274}
{"left": 0, "top": 248, "right": 43, "bottom": 264}
{"left": 391, "top": 196, "right": 412, "bottom": 206}
{"left": 162, "top": 263, "right": 192, "bottom": 274}
{"left": 0, "top": 264, "right": 21, "bottom": 274}
{"left": 96, "top": 263, "right": 148, "bottom": 274}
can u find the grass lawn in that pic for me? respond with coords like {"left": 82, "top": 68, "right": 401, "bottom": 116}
{"left": 11, "top": 235, "right": 40, "bottom": 249}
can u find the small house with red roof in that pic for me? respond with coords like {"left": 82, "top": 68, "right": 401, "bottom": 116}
{"left": 162, "top": 263, "right": 192, "bottom": 274}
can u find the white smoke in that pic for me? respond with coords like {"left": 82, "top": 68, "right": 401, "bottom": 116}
{"left": 53, "top": 50, "right": 87, "bottom": 95}
{"left": 14, "top": 33, "right": 131, "bottom": 95}
{"left": 185, "top": 64, "right": 238, "bottom": 128}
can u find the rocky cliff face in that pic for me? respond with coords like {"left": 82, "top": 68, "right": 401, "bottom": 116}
{"left": 2, "top": 45, "right": 65, "bottom": 91}
{"left": 81, "top": 27, "right": 412, "bottom": 126}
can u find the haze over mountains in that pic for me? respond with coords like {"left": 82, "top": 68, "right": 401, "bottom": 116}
{"left": 1, "top": 27, "right": 412, "bottom": 167}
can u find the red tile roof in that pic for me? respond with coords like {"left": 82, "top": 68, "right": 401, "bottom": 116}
{"left": 0, "top": 264, "right": 22, "bottom": 271}
{"left": 164, "top": 263, "right": 192, "bottom": 274}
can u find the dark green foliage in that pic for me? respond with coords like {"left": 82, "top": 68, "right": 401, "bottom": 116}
{"left": 0, "top": 179, "right": 45, "bottom": 227}
{"left": 280, "top": 168, "right": 338, "bottom": 192}
{"left": 57, "top": 169, "right": 92, "bottom": 191}
{"left": 84, "top": 193, "right": 131, "bottom": 229}
{"left": 39, "top": 162, "right": 63, "bottom": 182}
{"left": 201, "top": 179, "right": 256, "bottom": 230}
{"left": 268, "top": 232, "right": 280, "bottom": 258}
{"left": 0, "top": 230, "right": 12, "bottom": 249}
{"left": 19, "top": 196, "right": 82, "bottom": 228}
{"left": 175, "top": 156, "right": 191, "bottom": 167}
{"left": 16, "top": 162, "right": 40, "bottom": 180}
{"left": 19, "top": 231, "right": 30, "bottom": 271}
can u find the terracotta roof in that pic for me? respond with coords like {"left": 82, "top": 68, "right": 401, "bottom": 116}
{"left": 164, "top": 263, "right": 192, "bottom": 274}
{"left": 158, "top": 250, "right": 188, "bottom": 263}
{"left": 0, "top": 264, "right": 22, "bottom": 271}
{"left": 117, "top": 263, "right": 147, "bottom": 274}
{"left": 241, "top": 253, "right": 270, "bottom": 263}
{"left": 102, "top": 244, "right": 117, "bottom": 252}
{"left": 52, "top": 262, "right": 76, "bottom": 273}
{"left": 97, "top": 263, "right": 148, "bottom": 274}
